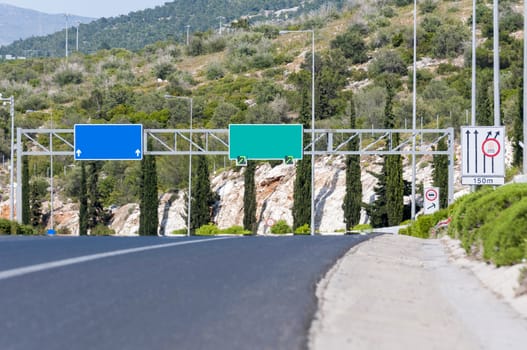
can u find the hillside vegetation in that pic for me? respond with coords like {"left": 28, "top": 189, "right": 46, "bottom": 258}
{"left": 0, "top": 0, "right": 342, "bottom": 56}
{"left": 0, "top": 0, "right": 525, "bottom": 235}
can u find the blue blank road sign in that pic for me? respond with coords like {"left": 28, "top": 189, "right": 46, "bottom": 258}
{"left": 74, "top": 124, "right": 143, "bottom": 160}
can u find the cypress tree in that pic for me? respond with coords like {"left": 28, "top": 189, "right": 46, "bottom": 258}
{"left": 21, "top": 156, "right": 30, "bottom": 225}
{"left": 243, "top": 160, "right": 257, "bottom": 234}
{"left": 512, "top": 84, "right": 523, "bottom": 167}
{"left": 433, "top": 137, "right": 449, "bottom": 209}
{"left": 191, "top": 143, "right": 214, "bottom": 232}
{"left": 293, "top": 87, "right": 312, "bottom": 230}
{"left": 30, "top": 180, "right": 42, "bottom": 227}
{"left": 477, "top": 71, "right": 492, "bottom": 126}
{"left": 342, "top": 96, "right": 362, "bottom": 230}
{"left": 139, "top": 153, "right": 159, "bottom": 236}
{"left": 87, "top": 161, "right": 103, "bottom": 230}
{"left": 383, "top": 83, "right": 404, "bottom": 226}
{"left": 367, "top": 81, "right": 404, "bottom": 227}
{"left": 79, "top": 162, "right": 88, "bottom": 235}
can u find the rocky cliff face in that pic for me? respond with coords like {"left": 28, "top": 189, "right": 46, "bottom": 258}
{"left": 1, "top": 149, "right": 467, "bottom": 235}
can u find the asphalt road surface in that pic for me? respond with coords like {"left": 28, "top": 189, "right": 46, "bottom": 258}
{"left": 0, "top": 234, "right": 371, "bottom": 350}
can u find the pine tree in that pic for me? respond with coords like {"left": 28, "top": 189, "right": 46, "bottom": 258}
{"left": 512, "top": 84, "right": 523, "bottom": 167}
{"left": 243, "top": 160, "right": 257, "bottom": 234}
{"left": 342, "top": 95, "right": 362, "bottom": 230}
{"left": 79, "top": 162, "right": 88, "bottom": 235}
{"left": 293, "top": 87, "right": 312, "bottom": 230}
{"left": 21, "top": 156, "right": 30, "bottom": 225}
{"left": 191, "top": 144, "right": 214, "bottom": 233}
{"left": 433, "top": 137, "right": 449, "bottom": 209}
{"left": 139, "top": 153, "right": 159, "bottom": 236}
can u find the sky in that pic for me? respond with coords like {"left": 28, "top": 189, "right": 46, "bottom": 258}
{"left": 0, "top": 0, "right": 170, "bottom": 18}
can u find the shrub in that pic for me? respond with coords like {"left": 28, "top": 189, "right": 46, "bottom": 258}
{"left": 90, "top": 224, "right": 115, "bottom": 236}
{"left": 294, "top": 224, "right": 310, "bottom": 235}
{"left": 172, "top": 228, "right": 187, "bottom": 235}
{"left": 196, "top": 224, "right": 220, "bottom": 235}
{"left": 53, "top": 70, "right": 83, "bottom": 86}
{"left": 351, "top": 224, "right": 372, "bottom": 233}
{"left": 0, "top": 219, "right": 13, "bottom": 234}
{"left": 0, "top": 219, "right": 37, "bottom": 235}
{"left": 205, "top": 63, "right": 225, "bottom": 80}
{"left": 270, "top": 220, "right": 292, "bottom": 234}
{"left": 448, "top": 184, "right": 527, "bottom": 265}
{"left": 17, "top": 225, "right": 37, "bottom": 235}
{"left": 221, "top": 225, "right": 251, "bottom": 235}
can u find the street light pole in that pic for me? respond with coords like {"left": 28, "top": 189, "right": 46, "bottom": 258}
{"left": 0, "top": 94, "right": 15, "bottom": 222}
{"left": 493, "top": 0, "right": 500, "bottom": 127}
{"left": 50, "top": 113, "right": 54, "bottom": 234}
{"left": 411, "top": 0, "right": 417, "bottom": 220}
{"left": 279, "top": 29, "right": 315, "bottom": 235}
{"left": 217, "top": 16, "right": 225, "bottom": 35}
{"left": 165, "top": 95, "right": 193, "bottom": 237}
{"left": 186, "top": 25, "right": 191, "bottom": 46}
{"left": 65, "top": 14, "right": 69, "bottom": 58}
{"left": 76, "top": 21, "right": 80, "bottom": 51}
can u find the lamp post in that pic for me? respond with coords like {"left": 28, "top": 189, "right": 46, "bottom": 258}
{"left": 279, "top": 29, "right": 315, "bottom": 235}
{"left": 76, "top": 21, "right": 80, "bottom": 51}
{"left": 411, "top": 0, "right": 417, "bottom": 220}
{"left": 65, "top": 14, "right": 69, "bottom": 58}
{"left": 165, "top": 95, "right": 193, "bottom": 237}
{"left": 217, "top": 16, "right": 225, "bottom": 35}
{"left": 0, "top": 94, "right": 14, "bottom": 222}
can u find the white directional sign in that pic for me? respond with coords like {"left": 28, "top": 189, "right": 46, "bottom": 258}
{"left": 423, "top": 187, "right": 440, "bottom": 215}
{"left": 461, "top": 126, "right": 505, "bottom": 185}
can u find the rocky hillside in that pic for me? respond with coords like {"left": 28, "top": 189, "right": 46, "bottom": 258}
{"left": 0, "top": 148, "right": 466, "bottom": 235}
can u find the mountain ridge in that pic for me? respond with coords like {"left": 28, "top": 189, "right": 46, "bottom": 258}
{"left": 0, "top": 3, "right": 94, "bottom": 47}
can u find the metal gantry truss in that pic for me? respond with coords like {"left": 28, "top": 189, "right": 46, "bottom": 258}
{"left": 15, "top": 127, "right": 455, "bottom": 223}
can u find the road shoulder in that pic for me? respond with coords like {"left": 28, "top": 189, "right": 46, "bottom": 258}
{"left": 309, "top": 234, "right": 527, "bottom": 350}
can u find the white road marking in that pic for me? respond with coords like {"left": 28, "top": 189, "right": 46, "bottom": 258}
{"left": 0, "top": 237, "right": 235, "bottom": 281}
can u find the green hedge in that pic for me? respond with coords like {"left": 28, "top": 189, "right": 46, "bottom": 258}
{"left": 399, "top": 209, "right": 448, "bottom": 238}
{"left": 0, "top": 218, "right": 37, "bottom": 235}
{"left": 448, "top": 184, "right": 527, "bottom": 266}
{"left": 195, "top": 224, "right": 250, "bottom": 235}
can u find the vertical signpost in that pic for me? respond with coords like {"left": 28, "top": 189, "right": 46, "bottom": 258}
{"left": 461, "top": 126, "right": 505, "bottom": 185}
{"left": 423, "top": 187, "right": 440, "bottom": 215}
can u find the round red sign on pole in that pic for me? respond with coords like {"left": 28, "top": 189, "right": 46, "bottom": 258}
{"left": 481, "top": 138, "right": 500, "bottom": 158}
{"left": 425, "top": 188, "right": 438, "bottom": 202}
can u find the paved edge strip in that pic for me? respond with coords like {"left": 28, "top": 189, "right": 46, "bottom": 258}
{"left": 0, "top": 237, "right": 235, "bottom": 281}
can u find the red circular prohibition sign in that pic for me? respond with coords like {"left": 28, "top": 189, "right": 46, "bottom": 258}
{"left": 425, "top": 188, "right": 438, "bottom": 202}
{"left": 481, "top": 138, "right": 501, "bottom": 158}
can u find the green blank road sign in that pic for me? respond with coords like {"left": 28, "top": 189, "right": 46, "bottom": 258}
{"left": 229, "top": 124, "right": 303, "bottom": 160}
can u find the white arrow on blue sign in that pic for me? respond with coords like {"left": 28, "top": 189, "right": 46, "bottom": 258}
{"left": 74, "top": 124, "right": 143, "bottom": 160}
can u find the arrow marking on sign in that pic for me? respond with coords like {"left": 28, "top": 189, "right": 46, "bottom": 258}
{"left": 135, "top": 149, "right": 141, "bottom": 157}
{"left": 465, "top": 130, "right": 470, "bottom": 173}
{"left": 427, "top": 203, "right": 436, "bottom": 210}
{"left": 76, "top": 149, "right": 82, "bottom": 157}
{"left": 474, "top": 130, "right": 479, "bottom": 173}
